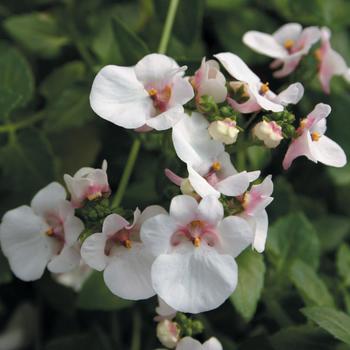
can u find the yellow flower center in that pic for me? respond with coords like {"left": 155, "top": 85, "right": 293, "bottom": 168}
{"left": 259, "top": 82, "right": 270, "bottom": 95}
{"left": 87, "top": 192, "right": 102, "bottom": 201}
{"left": 284, "top": 39, "right": 295, "bottom": 50}
{"left": 193, "top": 236, "right": 201, "bottom": 247}
{"left": 123, "top": 239, "right": 132, "bottom": 249}
{"left": 311, "top": 132, "right": 321, "bottom": 142}
{"left": 46, "top": 227, "right": 54, "bottom": 236}
{"left": 148, "top": 88, "right": 158, "bottom": 97}
{"left": 211, "top": 161, "right": 221, "bottom": 172}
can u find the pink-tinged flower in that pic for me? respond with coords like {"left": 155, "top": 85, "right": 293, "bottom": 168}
{"left": 64, "top": 160, "right": 110, "bottom": 208}
{"left": 157, "top": 319, "right": 180, "bottom": 349}
{"left": 253, "top": 120, "right": 283, "bottom": 148}
{"left": 239, "top": 175, "right": 273, "bottom": 253}
{"left": 191, "top": 58, "right": 227, "bottom": 103}
{"left": 170, "top": 113, "right": 260, "bottom": 198}
{"left": 141, "top": 195, "right": 253, "bottom": 313}
{"left": 214, "top": 53, "right": 304, "bottom": 113}
{"left": 155, "top": 297, "right": 177, "bottom": 322}
{"left": 81, "top": 205, "right": 166, "bottom": 300}
{"left": 208, "top": 118, "right": 240, "bottom": 145}
{"left": 175, "top": 337, "right": 223, "bottom": 350}
{"left": 90, "top": 54, "right": 194, "bottom": 131}
{"left": 283, "top": 103, "right": 347, "bottom": 169}
{"left": 243, "top": 23, "right": 321, "bottom": 78}
{"left": 0, "top": 183, "right": 84, "bottom": 281}
{"left": 316, "top": 27, "right": 350, "bottom": 94}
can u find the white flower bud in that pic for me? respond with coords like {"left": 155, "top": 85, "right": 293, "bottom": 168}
{"left": 253, "top": 120, "right": 283, "bottom": 148}
{"left": 208, "top": 118, "right": 239, "bottom": 145}
{"left": 156, "top": 320, "right": 180, "bottom": 349}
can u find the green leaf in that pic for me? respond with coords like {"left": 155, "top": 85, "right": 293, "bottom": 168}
{"left": 230, "top": 250, "right": 265, "bottom": 321}
{"left": 289, "top": 260, "right": 335, "bottom": 308}
{"left": 0, "top": 88, "right": 22, "bottom": 119}
{"left": 336, "top": 244, "right": 350, "bottom": 287}
{"left": 0, "top": 41, "right": 34, "bottom": 108}
{"left": 0, "top": 249, "right": 12, "bottom": 284}
{"left": 301, "top": 307, "right": 350, "bottom": 345}
{"left": 246, "top": 146, "right": 271, "bottom": 171}
{"left": 44, "top": 84, "right": 94, "bottom": 132}
{"left": 111, "top": 17, "right": 150, "bottom": 64}
{"left": 45, "top": 334, "right": 101, "bottom": 350}
{"left": 4, "top": 12, "right": 69, "bottom": 58}
{"left": 267, "top": 212, "right": 320, "bottom": 271}
{"left": 40, "top": 61, "right": 86, "bottom": 102}
{"left": 77, "top": 271, "right": 134, "bottom": 311}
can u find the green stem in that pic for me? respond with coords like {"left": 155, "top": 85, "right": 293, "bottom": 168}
{"left": 131, "top": 310, "right": 141, "bottom": 350}
{"left": 0, "top": 113, "right": 44, "bottom": 134}
{"left": 112, "top": 0, "right": 180, "bottom": 208}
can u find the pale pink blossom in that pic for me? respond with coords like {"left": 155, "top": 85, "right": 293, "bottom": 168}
{"left": 253, "top": 120, "right": 283, "bottom": 148}
{"left": 208, "top": 118, "right": 240, "bottom": 145}
{"left": 157, "top": 319, "right": 180, "bottom": 349}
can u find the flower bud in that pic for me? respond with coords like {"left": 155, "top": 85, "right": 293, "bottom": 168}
{"left": 229, "top": 81, "right": 250, "bottom": 103}
{"left": 253, "top": 120, "right": 283, "bottom": 148}
{"left": 180, "top": 178, "right": 196, "bottom": 196}
{"left": 208, "top": 118, "right": 239, "bottom": 145}
{"left": 156, "top": 320, "right": 180, "bottom": 349}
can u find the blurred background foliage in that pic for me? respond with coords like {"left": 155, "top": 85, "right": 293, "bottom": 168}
{"left": 0, "top": 0, "right": 350, "bottom": 349}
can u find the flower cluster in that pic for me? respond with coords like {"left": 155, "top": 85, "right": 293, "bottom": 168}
{"left": 0, "top": 22, "right": 348, "bottom": 349}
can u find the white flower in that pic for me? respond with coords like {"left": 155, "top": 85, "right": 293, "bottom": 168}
{"left": 243, "top": 23, "right": 321, "bottom": 77}
{"left": 253, "top": 120, "right": 283, "bottom": 148}
{"left": 0, "top": 183, "right": 84, "bottom": 281}
{"left": 64, "top": 160, "right": 110, "bottom": 208}
{"left": 157, "top": 319, "right": 180, "bottom": 349}
{"left": 214, "top": 52, "right": 304, "bottom": 113}
{"left": 176, "top": 337, "right": 223, "bottom": 350}
{"left": 191, "top": 58, "right": 227, "bottom": 103}
{"left": 317, "top": 27, "right": 350, "bottom": 94}
{"left": 90, "top": 53, "right": 194, "bottom": 131}
{"left": 239, "top": 175, "right": 274, "bottom": 253}
{"left": 283, "top": 103, "right": 347, "bottom": 169}
{"left": 208, "top": 118, "right": 239, "bottom": 145}
{"left": 141, "top": 195, "right": 253, "bottom": 313}
{"left": 81, "top": 205, "right": 166, "bottom": 300}
{"left": 171, "top": 113, "right": 260, "bottom": 198}
{"left": 155, "top": 297, "right": 177, "bottom": 322}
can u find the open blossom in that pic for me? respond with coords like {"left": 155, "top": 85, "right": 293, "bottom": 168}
{"left": 0, "top": 183, "right": 84, "bottom": 281}
{"left": 239, "top": 175, "right": 273, "bottom": 253}
{"left": 81, "top": 206, "right": 165, "bottom": 300}
{"left": 283, "top": 103, "right": 347, "bottom": 169}
{"left": 64, "top": 160, "right": 110, "bottom": 208}
{"left": 90, "top": 53, "right": 194, "bottom": 131}
{"left": 191, "top": 58, "right": 227, "bottom": 103}
{"left": 253, "top": 120, "right": 283, "bottom": 148}
{"left": 243, "top": 23, "right": 321, "bottom": 77}
{"left": 141, "top": 195, "right": 253, "bottom": 313}
{"left": 208, "top": 118, "right": 239, "bottom": 145}
{"left": 157, "top": 319, "right": 180, "bottom": 349}
{"left": 214, "top": 52, "right": 304, "bottom": 113}
{"left": 170, "top": 113, "right": 259, "bottom": 198}
{"left": 174, "top": 337, "right": 223, "bottom": 350}
{"left": 316, "top": 27, "right": 350, "bottom": 94}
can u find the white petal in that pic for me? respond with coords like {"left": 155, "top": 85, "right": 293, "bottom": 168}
{"left": 252, "top": 210, "right": 269, "bottom": 253}
{"left": 243, "top": 31, "right": 288, "bottom": 58}
{"left": 169, "top": 195, "right": 198, "bottom": 225}
{"left": 215, "top": 172, "right": 250, "bottom": 196}
{"left": 102, "top": 214, "right": 129, "bottom": 237}
{"left": 214, "top": 52, "right": 260, "bottom": 84}
{"left": 135, "top": 205, "right": 167, "bottom": 228}
{"left": 307, "top": 103, "right": 331, "bottom": 127}
{"left": 250, "top": 85, "right": 284, "bottom": 112}
{"left": 146, "top": 105, "right": 184, "bottom": 130}
{"left": 156, "top": 297, "right": 177, "bottom": 319}
{"left": 188, "top": 166, "right": 220, "bottom": 198}
{"left": 248, "top": 170, "right": 261, "bottom": 182}
{"left": 103, "top": 243, "right": 155, "bottom": 300}
{"left": 198, "top": 79, "right": 227, "bottom": 103}
{"left": 0, "top": 206, "right": 52, "bottom": 281}
{"left": 81, "top": 232, "right": 108, "bottom": 271}
{"left": 152, "top": 246, "right": 238, "bottom": 313}
{"left": 47, "top": 245, "right": 80, "bottom": 273}
{"left": 273, "top": 23, "right": 302, "bottom": 43}
{"left": 203, "top": 337, "right": 223, "bottom": 350}
{"left": 218, "top": 216, "right": 253, "bottom": 257}
{"left": 276, "top": 82, "right": 304, "bottom": 105}
{"left": 140, "top": 214, "right": 177, "bottom": 257}
{"left": 313, "top": 135, "right": 347, "bottom": 167}
{"left": 176, "top": 337, "right": 202, "bottom": 350}
{"left": 217, "top": 152, "right": 237, "bottom": 178}
{"left": 273, "top": 56, "right": 302, "bottom": 78}
{"left": 170, "top": 75, "right": 194, "bottom": 106}
{"left": 297, "top": 26, "right": 321, "bottom": 54}
{"left": 90, "top": 65, "right": 152, "bottom": 129}
{"left": 197, "top": 196, "right": 224, "bottom": 226}
{"left": 31, "top": 182, "right": 66, "bottom": 217}
{"left": 63, "top": 215, "right": 84, "bottom": 246}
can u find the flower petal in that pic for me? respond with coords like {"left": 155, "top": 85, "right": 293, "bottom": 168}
{"left": 176, "top": 337, "right": 202, "bottom": 350}
{"left": 169, "top": 195, "right": 198, "bottom": 225}
{"left": 146, "top": 105, "right": 184, "bottom": 130}
{"left": 90, "top": 65, "right": 152, "bottom": 129}
{"left": 197, "top": 196, "right": 224, "bottom": 226}
{"left": 252, "top": 210, "right": 269, "bottom": 253}
{"left": 215, "top": 172, "right": 250, "bottom": 196}
{"left": 276, "top": 82, "right": 304, "bottom": 105}
{"left": 152, "top": 246, "right": 237, "bottom": 313}
{"left": 103, "top": 243, "right": 155, "bottom": 300}
{"left": 102, "top": 214, "right": 129, "bottom": 237}
{"left": 81, "top": 232, "right": 108, "bottom": 271}
{"left": 47, "top": 245, "right": 80, "bottom": 273}
{"left": 0, "top": 206, "right": 52, "bottom": 281}
{"left": 313, "top": 135, "right": 347, "bottom": 167}
{"left": 273, "top": 23, "right": 303, "bottom": 43}
{"left": 170, "top": 75, "right": 194, "bottom": 106}
{"left": 63, "top": 214, "right": 84, "bottom": 246}
{"left": 250, "top": 85, "right": 284, "bottom": 112}
{"left": 203, "top": 337, "right": 223, "bottom": 350}
{"left": 307, "top": 103, "right": 331, "bottom": 127}
{"left": 218, "top": 216, "right": 253, "bottom": 257}
{"left": 188, "top": 166, "right": 220, "bottom": 198}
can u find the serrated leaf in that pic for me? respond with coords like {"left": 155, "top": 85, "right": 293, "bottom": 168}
{"left": 4, "top": 12, "right": 69, "bottom": 58}
{"left": 77, "top": 271, "right": 134, "bottom": 311}
{"left": 44, "top": 84, "right": 94, "bottom": 132}
{"left": 289, "top": 260, "right": 335, "bottom": 307}
{"left": 301, "top": 307, "right": 350, "bottom": 345}
{"left": 111, "top": 17, "right": 150, "bottom": 64}
{"left": 337, "top": 244, "right": 350, "bottom": 286}
{"left": 267, "top": 212, "right": 320, "bottom": 271}
{"left": 0, "top": 41, "right": 34, "bottom": 109}
{"left": 231, "top": 250, "right": 265, "bottom": 321}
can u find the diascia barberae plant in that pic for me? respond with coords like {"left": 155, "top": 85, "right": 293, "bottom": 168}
{"left": 1, "top": 1, "right": 350, "bottom": 349}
